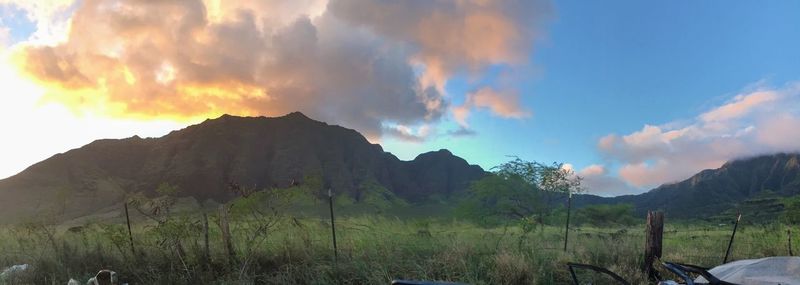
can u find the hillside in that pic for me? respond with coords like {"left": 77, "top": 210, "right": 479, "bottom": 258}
{"left": 2, "top": 112, "right": 799, "bottom": 223}
{"left": 0, "top": 113, "right": 485, "bottom": 222}
{"left": 575, "top": 153, "right": 800, "bottom": 219}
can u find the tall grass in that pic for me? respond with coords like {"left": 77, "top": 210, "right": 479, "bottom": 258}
{"left": 0, "top": 216, "right": 793, "bottom": 284}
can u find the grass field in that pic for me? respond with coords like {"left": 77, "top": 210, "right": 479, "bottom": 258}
{"left": 0, "top": 212, "right": 794, "bottom": 284}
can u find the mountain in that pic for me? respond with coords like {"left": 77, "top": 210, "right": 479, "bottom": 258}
{"left": 3, "top": 112, "right": 798, "bottom": 223}
{"left": 0, "top": 113, "right": 485, "bottom": 222}
{"left": 575, "top": 153, "right": 800, "bottom": 219}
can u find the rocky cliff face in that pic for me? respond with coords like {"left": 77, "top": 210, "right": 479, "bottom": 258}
{"left": 0, "top": 113, "right": 486, "bottom": 222}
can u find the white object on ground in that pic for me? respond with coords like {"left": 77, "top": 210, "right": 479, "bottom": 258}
{"left": 0, "top": 264, "right": 30, "bottom": 279}
{"left": 694, "top": 256, "right": 800, "bottom": 285}
{"left": 86, "top": 269, "right": 118, "bottom": 285}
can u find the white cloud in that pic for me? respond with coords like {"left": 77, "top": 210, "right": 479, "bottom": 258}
{"left": 0, "top": 25, "right": 9, "bottom": 48}
{"left": 382, "top": 123, "right": 434, "bottom": 143}
{"left": 0, "top": 0, "right": 76, "bottom": 45}
{"left": 578, "top": 164, "right": 604, "bottom": 176}
{"left": 575, "top": 164, "right": 639, "bottom": 196}
{"left": 755, "top": 114, "right": 800, "bottom": 151}
{"left": 598, "top": 82, "right": 800, "bottom": 188}
{"left": 700, "top": 90, "right": 779, "bottom": 123}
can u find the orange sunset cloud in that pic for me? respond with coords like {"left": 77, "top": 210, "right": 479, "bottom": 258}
{"left": 8, "top": 0, "right": 548, "bottom": 138}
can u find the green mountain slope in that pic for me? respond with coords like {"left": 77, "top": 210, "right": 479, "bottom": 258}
{"left": 575, "top": 153, "right": 800, "bottom": 219}
{"left": 0, "top": 113, "right": 485, "bottom": 222}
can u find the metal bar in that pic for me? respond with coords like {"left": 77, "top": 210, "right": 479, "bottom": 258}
{"left": 722, "top": 213, "right": 741, "bottom": 264}
{"left": 124, "top": 202, "right": 136, "bottom": 255}
{"left": 391, "top": 281, "right": 466, "bottom": 285}
{"left": 568, "top": 265, "right": 580, "bottom": 285}
{"left": 661, "top": 262, "right": 694, "bottom": 285}
{"left": 789, "top": 228, "right": 794, "bottom": 256}
{"left": 566, "top": 263, "right": 631, "bottom": 285}
{"left": 564, "top": 193, "right": 571, "bottom": 252}
{"left": 328, "top": 188, "right": 338, "bottom": 261}
{"left": 671, "top": 262, "right": 733, "bottom": 285}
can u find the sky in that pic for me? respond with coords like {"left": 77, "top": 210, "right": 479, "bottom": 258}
{"left": 0, "top": 0, "right": 799, "bottom": 196}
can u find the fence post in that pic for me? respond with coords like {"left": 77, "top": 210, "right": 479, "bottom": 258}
{"left": 723, "top": 213, "right": 741, "bottom": 264}
{"left": 789, "top": 228, "right": 794, "bottom": 256}
{"left": 328, "top": 188, "right": 338, "bottom": 262}
{"left": 643, "top": 211, "right": 664, "bottom": 281}
{"left": 124, "top": 202, "right": 136, "bottom": 255}
{"left": 218, "top": 204, "right": 235, "bottom": 264}
{"left": 202, "top": 211, "right": 211, "bottom": 268}
{"left": 563, "top": 192, "right": 572, "bottom": 252}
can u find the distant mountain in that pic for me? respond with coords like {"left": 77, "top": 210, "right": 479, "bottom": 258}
{"left": 0, "top": 113, "right": 485, "bottom": 222}
{"left": 575, "top": 153, "right": 800, "bottom": 219}
{"left": 3, "top": 112, "right": 798, "bottom": 223}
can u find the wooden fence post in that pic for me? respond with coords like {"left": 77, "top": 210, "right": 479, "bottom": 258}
{"left": 789, "top": 228, "right": 794, "bottom": 256}
{"left": 643, "top": 211, "right": 664, "bottom": 281}
{"left": 202, "top": 211, "right": 211, "bottom": 268}
{"left": 218, "top": 204, "right": 236, "bottom": 264}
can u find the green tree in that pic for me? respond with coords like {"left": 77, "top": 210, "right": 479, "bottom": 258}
{"left": 456, "top": 173, "right": 540, "bottom": 225}
{"left": 457, "top": 158, "right": 582, "bottom": 250}
{"left": 128, "top": 182, "right": 180, "bottom": 222}
{"left": 457, "top": 158, "right": 583, "bottom": 226}
{"left": 128, "top": 182, "right": 199, "bottom": 274}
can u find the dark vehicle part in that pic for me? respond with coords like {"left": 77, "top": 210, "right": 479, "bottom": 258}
{"left": 661, "top": 262, "right": 739, "bottom": 285}
{"left": 566, "top": 262, "right": 631, "bottom": 285}
{"left": 391, "top": 280, "right": 466, "bottom": 285}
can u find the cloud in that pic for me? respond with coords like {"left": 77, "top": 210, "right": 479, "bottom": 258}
{"left": 571, "top": 164, "right": 638, "bottom": 196}
{"left": 453, "top": 87, "right": 531, "bottom": 127}
{"left": 12, "top": 0, "right": 442, "bottom": 139}
{"left": 382, "top": 123, "right": 433, "bottom": 143}
{"left": 755, "top": 114, "right": 800, "bottom": 150}
{"left": 447, "top": 126, "right": 477, "bottom": 137}
{"left": 6, "top": 0, "right": 550, "bottom": 141}
{"left": 469, "top": 88, "right": 531, "bottom": 118}
{"left": 578, "top": 164, "right": 604, "bottom": 176}
{"left": 0, "top": 0, "right": 76, "bottom": 45}
{"left": 700, "top": 90, "right": 779, "bottom": 123}
{"left": 598, "top": 82, "right": 800, "bottom": 188}
{"left": 0, "top": 25, "right": 8, "bottom": 48}
{"left": 327, "top": 0, "right": 551, "bottom": 91}
{"left": 202, "top": 0, "right": 327, "bottom": 29}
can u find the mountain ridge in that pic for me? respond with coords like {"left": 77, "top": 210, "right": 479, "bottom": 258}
{"left": 574, "top": 153, "right": 800, "bottom": 219}
{"left": 2, "top": 112, "right": 799, "bottom": 222}
{"left": 0, "top": 112, "right": 486, "bottom": 222}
